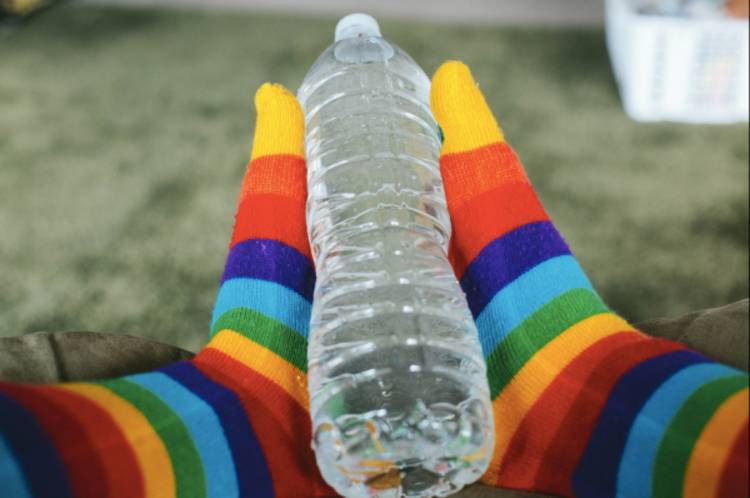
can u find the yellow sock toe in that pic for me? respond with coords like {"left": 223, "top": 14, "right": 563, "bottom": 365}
{"left": 251, "top": 83, "right": 305, "bottom": 160}
{"left": 430, "top": 61, "right": 504, "bottom": 155}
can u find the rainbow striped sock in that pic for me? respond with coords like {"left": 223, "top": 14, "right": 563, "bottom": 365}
{"left": 0, "top": 69, "right": 747, "bottom": 498}
{"left": 431, "top": 61, "right": 749, "bottom": 498}
{"left": 0, "top": 84, "right": 333, "bottom": 498}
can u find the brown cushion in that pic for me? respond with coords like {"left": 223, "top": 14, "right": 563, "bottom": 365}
{"left": 0, "top": 330, "right": 193, "bottom": 383}
{"left": 455, "top": 485, "right": 557, "bottom": 497}
{"left": 637, "top": 299, "right": 748, "bottom": 371}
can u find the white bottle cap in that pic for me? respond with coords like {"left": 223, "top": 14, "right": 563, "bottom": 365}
{"left": 335, "top": 13, "right": 381, "bottom": 42}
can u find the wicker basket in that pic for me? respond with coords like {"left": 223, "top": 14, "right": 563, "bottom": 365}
{"left": 606, "top": 0, "right": 749, "bottom": 123}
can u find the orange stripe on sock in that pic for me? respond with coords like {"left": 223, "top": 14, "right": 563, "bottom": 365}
{"left": 203, "top": 330, "right": 309, "bottom": 410}
{"left": 194, "top": 348, "right": 334, "bottom": 497}
{"left": 61, "top": 383, "right": 175, "bottom": 498}
{"left": 717, "top": 422, "right": 749, "bottom": 498}
{"left": 495, "top": 332, "right": 645, "bottom": 490}
{"left": 447, "top": 181, "right": 550, "bottom": 278}
{"left": 441, "top": 142, "right": 529, "bottom": 210}
{"left": 481, "top": 313, "right": 634, "bottom": 487}
{"left": 230, "top": 193, "right": 311, "bottom": 260}
{"left": 0, "top": 383, "right": 109, "bottom": 498}
{"left": 530, "top": 337, "right": 688, "bottom": 496}
{"left": 684, "top": 388, "right": 749, "bottom": 498}
{"left": 36, "top": 386, "right": 144, "bottom": 498}
{"left": 238, "top": 154, "right": 306, "bottom": 206}
{"left": 194, "top": 348, "right": 308, "bottom": 446}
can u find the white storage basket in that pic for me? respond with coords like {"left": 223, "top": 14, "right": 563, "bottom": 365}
{"left": 606, "top": 0, "right": 749, "bottom": 123}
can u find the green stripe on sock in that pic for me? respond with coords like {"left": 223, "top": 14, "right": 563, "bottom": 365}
{"left": 211, "top": 307, "right": 308, "bottom": 372}
{"left": 97, "top": 378, "right": 207, "bottom": 498}
{"left": 652, "top": 374, "right": 749, "bottom": 498}
{"left": 486, "top": 288, "right": 608, "bottom": 399}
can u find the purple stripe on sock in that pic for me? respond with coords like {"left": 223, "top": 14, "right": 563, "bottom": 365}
{"left": 460, "top": 221, "right": 571, "bottom": 317}
{"left": 221, "top": 239, "right": 315, "bottom": 301}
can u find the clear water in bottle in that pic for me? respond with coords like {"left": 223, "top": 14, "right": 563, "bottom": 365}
{"left": 298, "top": 14, "right": 494, "bottom": 498}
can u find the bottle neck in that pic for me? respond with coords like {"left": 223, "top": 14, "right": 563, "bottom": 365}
{"left": 334, "top": 36, "right": 395, "bottom": 64}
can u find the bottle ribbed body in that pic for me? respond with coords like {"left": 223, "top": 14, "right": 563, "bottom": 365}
{"left": 299, "top": 27, "right": 493, "bottom": 498}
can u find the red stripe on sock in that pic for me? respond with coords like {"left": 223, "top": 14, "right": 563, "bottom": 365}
{"left": 238, "top": 154, "right": 307, "bottom": 204}
{"left": 0, "top": 384, "right": 119, "bottom": 498}
{"left": 37, "top": 385, "right": 144, "bottom": 498}
{"left": 531, "top": 337, "right": 686, "bottom": 496}
{"left": 194, "top": 349, "right": 334, "bottom": 497}
{"left": 447, "top": 182, "right": 550, "bottom": 279}
{"left": 496, "top": 332, "right": 643, "bottom": 491}
{"left": 441, "top": 142, "right": 529, "bottom": 209}
{"left": 230, "top": 193, "right": 311, "bottom": 261}
{"left": 195, "top": 348, "right": 307, "bottom": 437}
{"left": 717, "top": 421, "right": 749, "bottom": 498}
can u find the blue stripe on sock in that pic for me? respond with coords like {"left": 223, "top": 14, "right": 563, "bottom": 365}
{"left": 221, "top": 239, "right": 315, "bottom": 301}
{"left": 128, "top": 371, "right": 240, "bottom": 498}
{"left": 475, "top": 255, "right": 593, "bottom": 357}
{"left": 0, "top": 432, "right": 32, "bottom": 498}
{"left": 211, "top": 278, "right": 310, "bottom": 339}
{"left": 615, "top": 362, "right": 739, "bottom": 498}
{"left": 160, "top": 362, "right": 274, "bottom": 498}
{"left": 0, "top": 391, "right": 72, "bottom": 498}
{"left": 460, "top": 221, "right": 571, "bottom": 318}
{"left": 572, "top": 350, "right": 711, "bottom": 498}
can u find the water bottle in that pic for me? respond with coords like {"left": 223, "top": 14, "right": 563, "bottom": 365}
{"left": 298, "top": 14, "right": 494, "bottom": 498}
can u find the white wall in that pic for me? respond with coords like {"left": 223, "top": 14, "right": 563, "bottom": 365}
{"left": 81, "top": 0, "right": 605, "bottom": 26}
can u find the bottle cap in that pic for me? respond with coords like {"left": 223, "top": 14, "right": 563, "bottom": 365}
{"left": 335, "top": 13, "right": 381, "bottom": 42}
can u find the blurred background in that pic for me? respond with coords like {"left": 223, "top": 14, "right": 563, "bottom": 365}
{"left": 1, "top": 0, "right": 747, "bottom": 352}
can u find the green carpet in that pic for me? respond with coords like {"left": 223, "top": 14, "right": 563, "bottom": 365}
{"left": 0, "top": 4, "right": 747, "bottom": 352}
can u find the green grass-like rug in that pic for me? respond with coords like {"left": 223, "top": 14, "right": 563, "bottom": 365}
{"left": 0, "top": 4, "right": 747, "bottom": 351}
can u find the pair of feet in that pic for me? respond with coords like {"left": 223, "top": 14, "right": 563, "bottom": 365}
{"left": 0, "top": 62, "right": 747, "bottom": 498}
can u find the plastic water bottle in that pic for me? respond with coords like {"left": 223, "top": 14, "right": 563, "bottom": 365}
{"left": 298, "top": 14, "right": 494, "bottom": 498}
